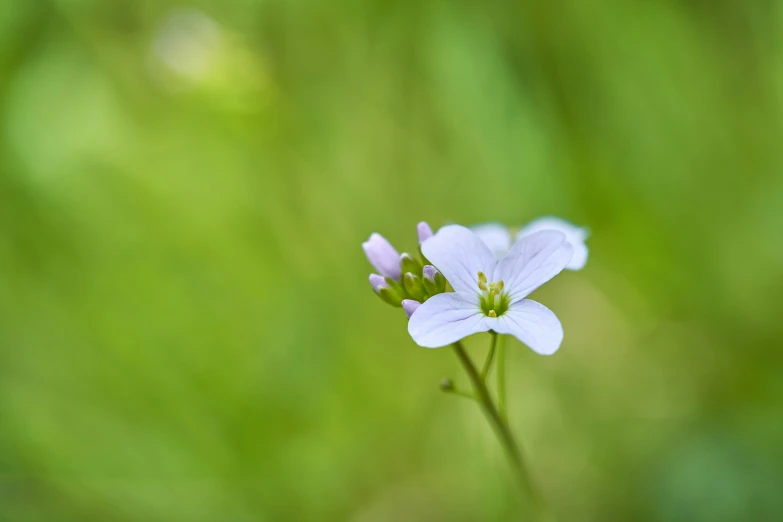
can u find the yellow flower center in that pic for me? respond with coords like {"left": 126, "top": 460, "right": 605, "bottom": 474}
{"left": 477, "top": 272, "right": 509, "bottom": 317}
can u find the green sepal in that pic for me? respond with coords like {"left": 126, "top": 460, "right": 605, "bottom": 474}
{"left": 385, "top": 276, "right": 407, "bottom": 296}
{"left": 422, "top": 275, "right": 437, "bottom": 296}
{"left": 378, "top": 286, "right": 403, "bottom": 307}
{"left": 403, "top": 273, "right": 426, "bottom": 301}
{"left": 434, "top": 271, "right": 447, "bottom": 293}
{"left": 400, "top": 253, "right": 422, "bottom": 277}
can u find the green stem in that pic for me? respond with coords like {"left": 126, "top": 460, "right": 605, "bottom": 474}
{"left": 451, "top": 341, "right": 549, "bottom": 519}
{"left": 442, "top": 388, "right": 475, "bottom": 400}
{"left": 497, "top": 334, "right": 508, "bottom": 422}
{"left": 480, "top": 331, "right": 498, "bottom": 381}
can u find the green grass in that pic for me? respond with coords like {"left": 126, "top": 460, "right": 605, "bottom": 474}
{"left": 1, "top": 1, "right": 783, "bottom": 520}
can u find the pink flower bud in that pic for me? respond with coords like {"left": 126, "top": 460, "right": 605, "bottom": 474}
{"left": 362, "top": 233, "right": 401, "bottom": 281}
{"left": 402, "top": 299, "right": 421, "bottom": 319}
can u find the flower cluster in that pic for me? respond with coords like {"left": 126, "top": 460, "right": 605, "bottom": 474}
{"left": 363, "top": 217, "right": 589, "bottom": 507}
{"left": 363, "top": 218, "right": 589, "bottom": 355}
{"left": 363, "top": 223, "right": 449, "bottom": 319}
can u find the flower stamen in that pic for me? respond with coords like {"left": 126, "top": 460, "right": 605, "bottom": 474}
{"left": 477, "top": 272, "right": 509, "bottom": 317}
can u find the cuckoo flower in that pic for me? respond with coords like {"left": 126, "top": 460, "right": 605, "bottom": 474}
{"left": 472, "top": 217, "right": 589, "bottom": 271}
{"left": 363, "top": 223, "right": 447, "bottom": 311}
{"left": 408, "top": 225, "right": 573, "bottom": 354}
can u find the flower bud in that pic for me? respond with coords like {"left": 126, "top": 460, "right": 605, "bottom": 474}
{"left": 401, "top": 299, "right": 421, "bottom": 319}
{"left": 400, "top": 253, "right": 422, "bottom": 277}
{"left": 421, "top": 265, "right": 436, "bottom": 294}
{"left": 369, "top": 274, "right": 387, "bottom": 294}
{"left": 421, "top": 265, "right": 446, "bottom": 295}
{"left": 362, "top": 233, "right": 401, "bottom": 281}
{"left": 370, "top": 274, "right": 403, "bottom": 306}
{"left": 378, "top": 286, "right": 403, "bottom": 307}
{"left": 417, "top": 222, "right": 434, "bottom": 244}
{"left": 403, "top": 273, "right": 426, "bottom": 301}
{"left": 433, "top": 270, "right": 447, "bottom": 293}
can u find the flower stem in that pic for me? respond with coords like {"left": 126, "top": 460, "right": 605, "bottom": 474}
{"left": 497, "top": 334, "right": 507, "bottom": 422}
{"left": 480, "top": 331, "right": 498, "bottom": 381}
{"left": 451, "top": 341, "right": 550, "bottom": 519}
{"left": 442, "top": 388, "right": 475, "bottom": 400}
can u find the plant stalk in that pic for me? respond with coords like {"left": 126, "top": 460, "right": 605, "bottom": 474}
{"left": 480, "top": 331, "right": 498, "bottom": 380}
{"left": 497, "top": 334, "right": 508, "bottom": 421}
{"left": 451, "top": 340, "right": 550, "bottom": 520}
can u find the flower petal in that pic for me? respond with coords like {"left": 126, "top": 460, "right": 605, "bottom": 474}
{"left": 566, "top": 241, "right": 589, "bottom": 271}
{"left": 407, "top": 292, "right": 488, "bottom": 348}
{"left": 494, "top": 299, "right": 564, "bottom": 355}
{"left": 494, "top": 230, "right": 573, "bottom": 301}
{"left": 421, "top": 225, "right": 497, "bottom": 294}
{"left": 517, "top": 217, "right": 589, "bottom": 271}
{"left": 471, "top": 223, "right": 513, "bottom": 259}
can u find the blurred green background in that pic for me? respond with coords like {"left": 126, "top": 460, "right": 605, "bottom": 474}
{"left": 2, "top": 1, "right": 783, "bottom": 520}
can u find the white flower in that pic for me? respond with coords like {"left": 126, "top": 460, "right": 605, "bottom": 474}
{"left": 472, "top": 217, "right": 589, "bottom": 270}
{"left": 408, "top": 225, "right": 573, "bottom": 353}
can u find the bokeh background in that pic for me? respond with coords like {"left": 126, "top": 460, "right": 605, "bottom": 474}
{"left": 2, "top": 1, "right": 783, "bottom": 520}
